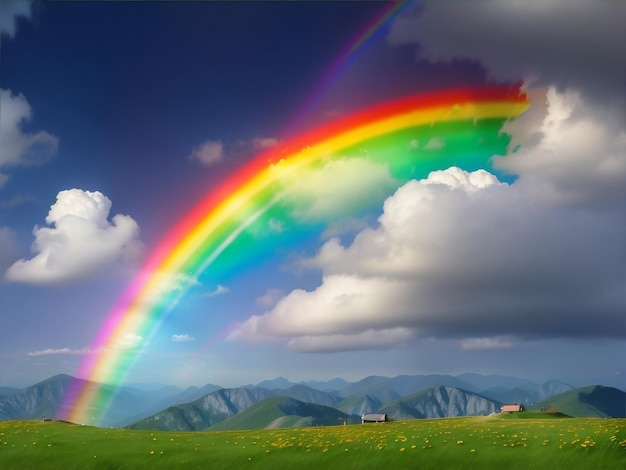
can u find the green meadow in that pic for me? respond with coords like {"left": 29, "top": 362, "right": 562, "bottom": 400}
{"left": 1, "top": 415, "right": 624, "bottom": 469}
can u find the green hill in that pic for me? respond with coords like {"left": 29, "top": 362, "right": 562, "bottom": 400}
{"left": 210, "top": 396, "right": 359, "bottom": 430}
{"left": 531, "top": 385, "right": 625, "bottom": 418}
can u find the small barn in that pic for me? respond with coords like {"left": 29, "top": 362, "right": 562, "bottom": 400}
{"left": 361, "top": 413, "right": 388, "bottom": 423}
{"left": 501, "top": 403, "right": 525, "bottom": 413}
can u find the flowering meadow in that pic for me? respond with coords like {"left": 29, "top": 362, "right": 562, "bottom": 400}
{"left": 1, "top": 415, "right": 624, "bottom": 469}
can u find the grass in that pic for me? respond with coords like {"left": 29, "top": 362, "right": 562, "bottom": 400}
{"left": 1, "top": 415, "right": 624, "bottom": 469}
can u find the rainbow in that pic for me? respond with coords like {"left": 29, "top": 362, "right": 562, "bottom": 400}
{"left": 60, "top": 86, "right": 528, "bottom": 425}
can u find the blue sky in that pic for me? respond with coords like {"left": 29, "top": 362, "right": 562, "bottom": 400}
{"left": 1, "top": 1, "right": 624, "bottom": 390}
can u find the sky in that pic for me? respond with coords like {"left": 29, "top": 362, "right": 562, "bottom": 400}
{"left": 1, "top": 1, "right": 624, "bottom": 391}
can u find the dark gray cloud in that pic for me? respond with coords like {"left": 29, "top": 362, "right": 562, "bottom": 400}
{"left": 388, "top": 1, "right": 626, "bottom": 105}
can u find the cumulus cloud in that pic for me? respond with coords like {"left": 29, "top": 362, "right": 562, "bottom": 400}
{"left": 0, "top": 0, "right": 32, "bottom": 38}
{"left": 0, "top": 89, "right": 59, "bottom": 184}
{"left": 230, "top": 162, "right": 625, "bottom": 352}
{"left": 5, "top": 189, "right": 143, "bottom": 283}
{"left": 172, "top": 334, "right": 196, "bottom": 342}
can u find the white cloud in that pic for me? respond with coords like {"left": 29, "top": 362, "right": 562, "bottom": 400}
{"left": 5, "top": 189, "right": 143, "bottom": 283}
{"left": 203, "top": 284, "right": 229, "bottom": 298}
{"left": 231, "top": 161, "right": 625, "bottom": 352}
{"left": 232, "top": 274, "right": 410, "bottom": 340}
{"left": 422, "top": 137, "right": 445, "bottom": 151}
{"left": 422, "top": 166, "right": 502, "bottom": 191}
{"left": 27, "top": 347, "right": 105, "bottom": 357}
{"left": 172, "top": 334, "right": 196, "bottom": 343}
{"left": 267, "top": 218, "right": 285, "bottom": 233}
{"left": 188, "top": 140, "right": 224, "bottom": 166}
{"left": 142, "top": 272, "right": 199, "bottom": 304}
{"left": 0, "top": 89, "right": 59, "bottom": 174}
{"left": 0, "top": 1, "right": 32, "bottom": 38}
{"left": 459, "top": 337, "right": 515, "bottom": 352}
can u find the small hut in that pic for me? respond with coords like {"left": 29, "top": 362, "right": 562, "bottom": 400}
{"left": 361, "top": 413, "right": 388, "bottom": 423}
{"left": 501, "top": 403, "right": 525, "bottom": 413}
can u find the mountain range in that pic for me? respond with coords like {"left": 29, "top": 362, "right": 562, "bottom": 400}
{"left": 1, "top": 373, "right": 623, "bottom": 430}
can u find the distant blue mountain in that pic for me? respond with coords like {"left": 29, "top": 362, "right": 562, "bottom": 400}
{"left": 170, "top": 383, "right": 223, "bottom": 405}
{"left": 2, "top": 372, "right": 621, "bottom": 431}
{"left": 456, "top": 373, "right": 536, "bottom": 391}
{"left": 299, "top": 377, "right": 350, "bottom": 391}
{"left": 480, "top": 379, "right": 574, "bottom": 406}
{"left": 337, "top": 374, "right": 473, "bottom": 402}
{"left": 256, "top": 377, "right": 296, "bottom": 390}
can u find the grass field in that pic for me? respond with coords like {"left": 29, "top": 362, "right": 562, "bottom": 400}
{"left": 1, "top": 415, "right": 624, "bottom": 469}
